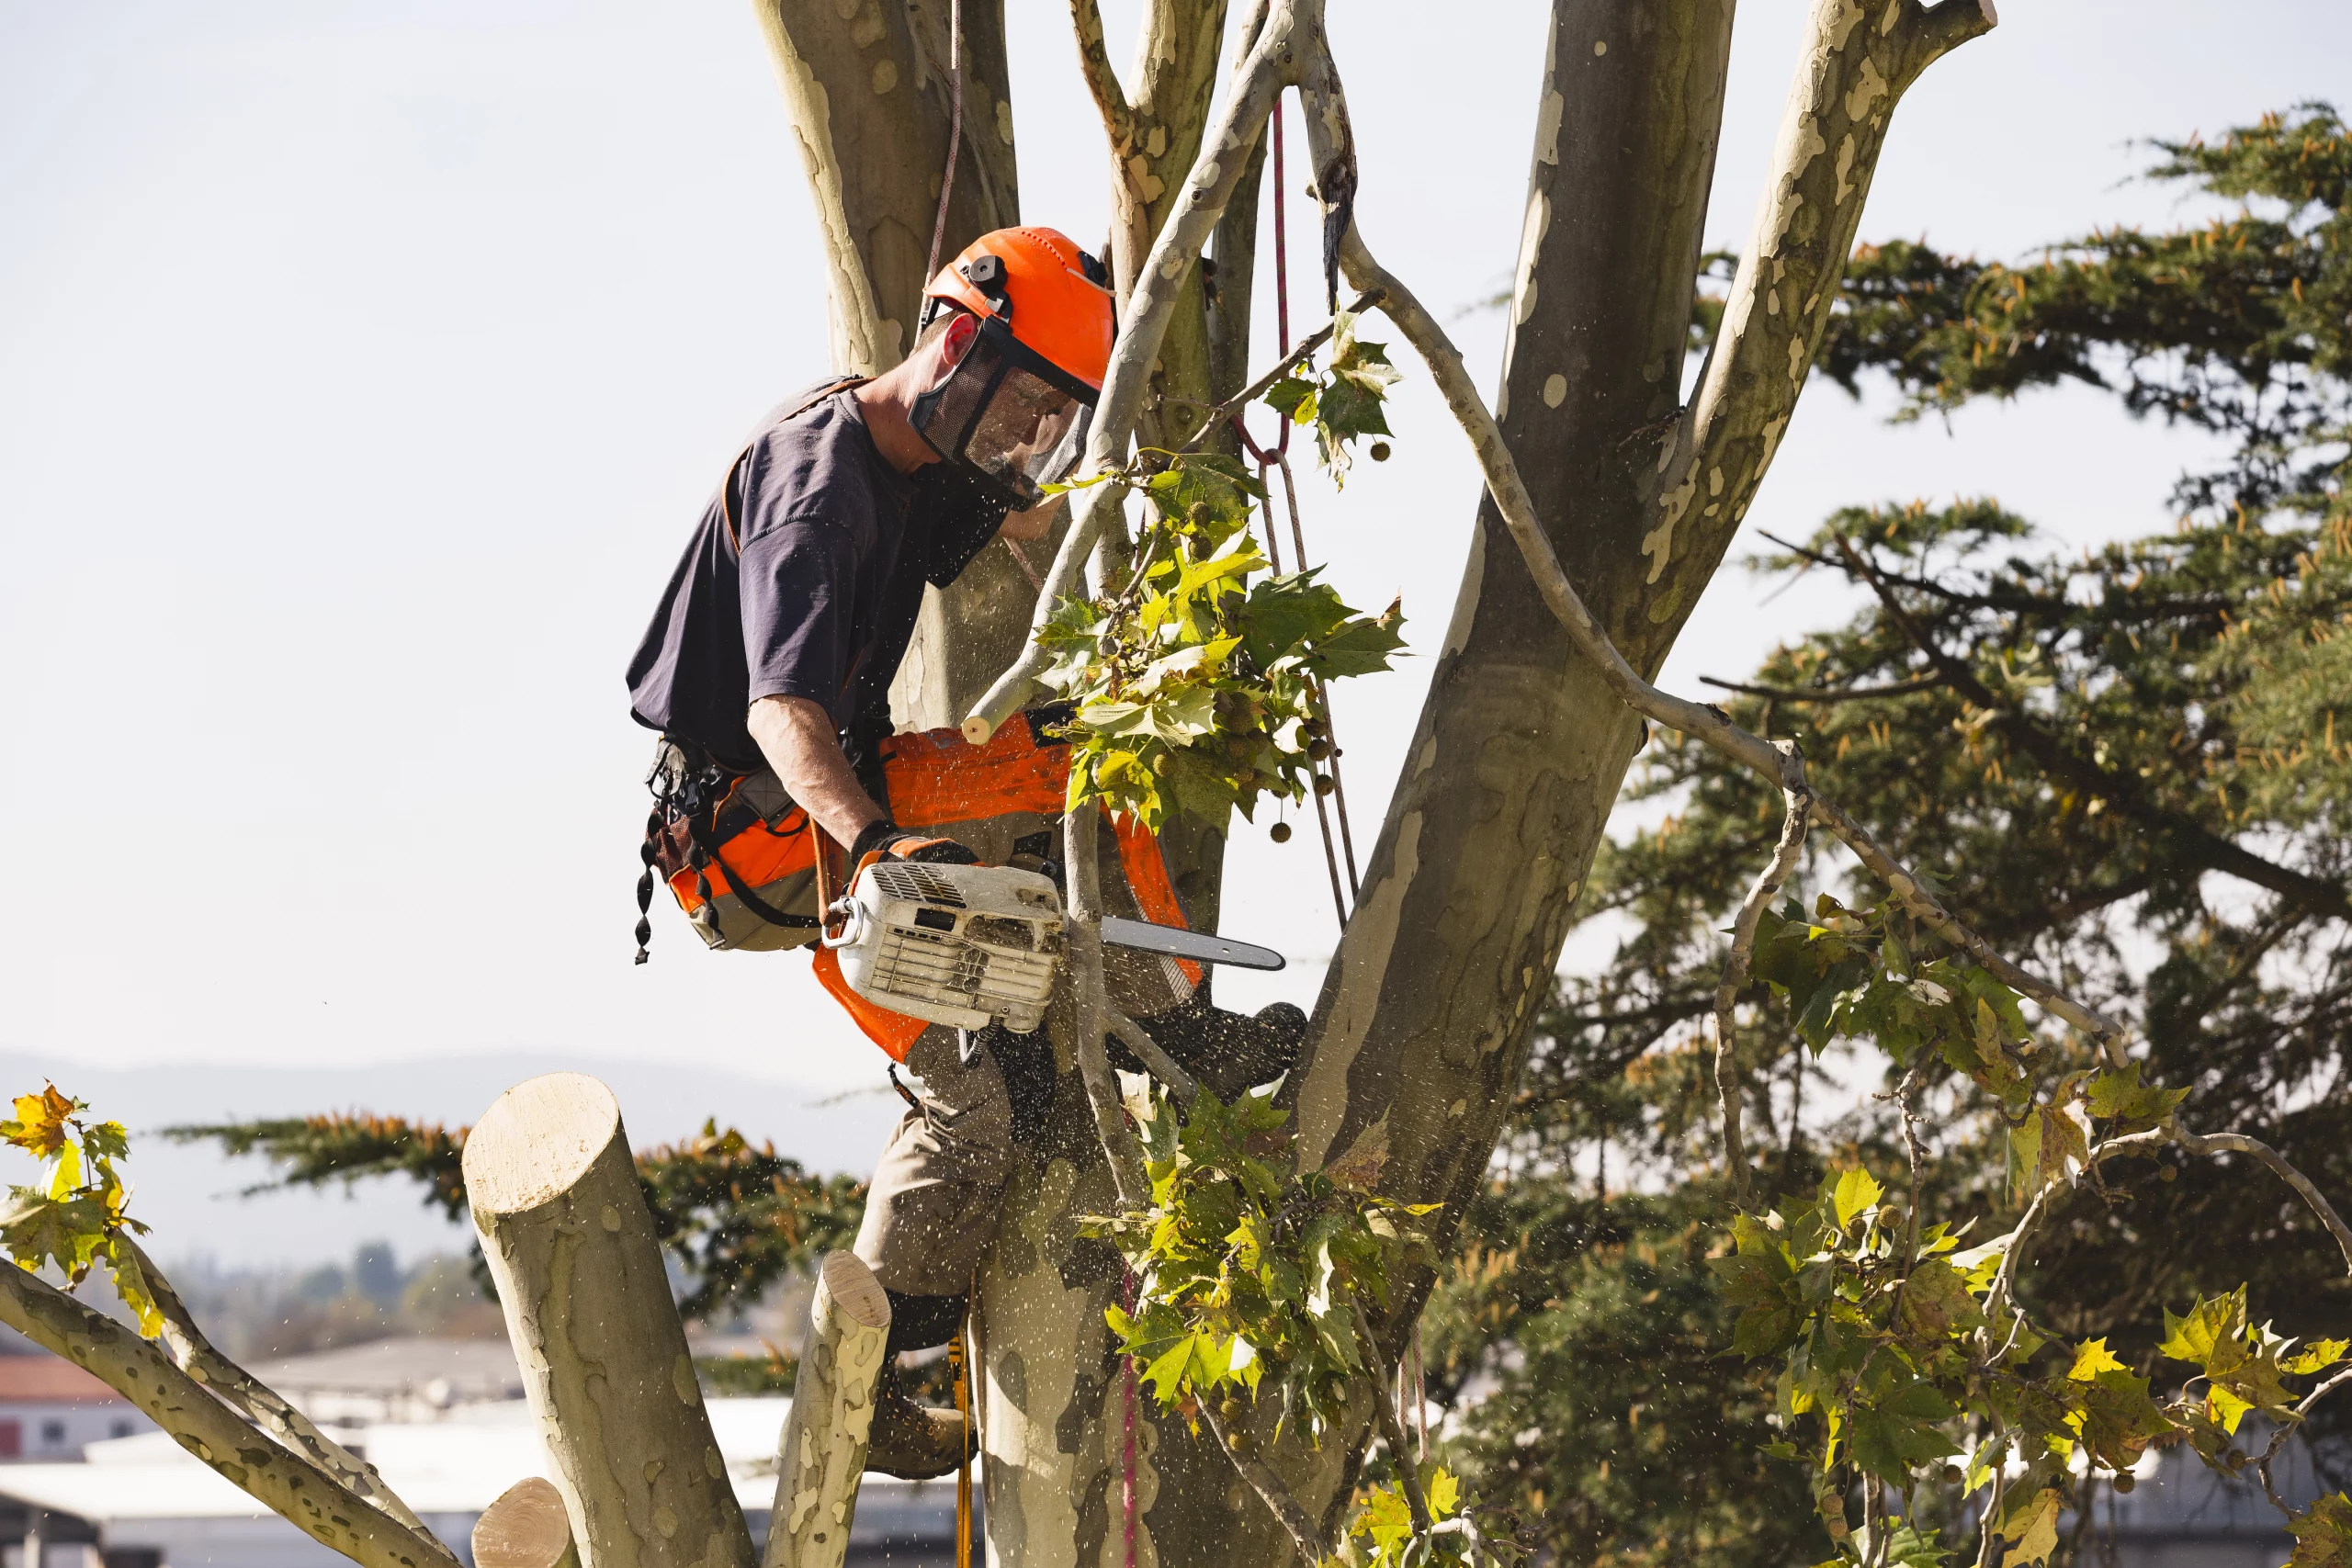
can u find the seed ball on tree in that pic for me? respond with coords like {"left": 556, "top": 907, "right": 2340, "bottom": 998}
{"left": 1370, "top": 441, "right": 1391, "bottom": 462}
{"left": 1314, "top": 774, "right": 1336, "bottom": 796}
{"left": 1270, "top": 822, "right": 1292, "bottom": 843}
{"left": 2112, "top": 1472, "right": 2137, "bottom": 1494}
{"left": 1940, "top": 1464, "right": 1964, "bottom": 1487}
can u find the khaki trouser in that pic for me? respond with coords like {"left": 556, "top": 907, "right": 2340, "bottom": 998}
{"left": 851, "top": 1027, "right": 1018, "bottom": 1303}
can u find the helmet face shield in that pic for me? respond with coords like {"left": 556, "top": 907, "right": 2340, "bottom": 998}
{"left": 910, "top": 315, "right": 1097, "bottom": 510}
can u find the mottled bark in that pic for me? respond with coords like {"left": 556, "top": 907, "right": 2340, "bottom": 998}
{"left": 764, "top": 1253, "right": 892, "bottom": 1568}
{"left": 749, "top": 0, "right": 1033, "bottom": 733}
{"left": 0, "top": 1264, "right": 462, "bottom": 1568}
{"left": 1262, "top": 0, "right": 1996, "bottom": 1543}
{"left": 465, "top": 1074, "right": 756, "bottom": 1568}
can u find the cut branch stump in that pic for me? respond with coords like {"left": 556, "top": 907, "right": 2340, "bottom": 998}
{"left": 473, "top": 1480, "right": 580, "bottom": 1568}
{"left": 762, "top": 1251, "right": 891, "bottom": 1568}
{"left": 463, "top": 1073, "right": 756, "bottom": 1568}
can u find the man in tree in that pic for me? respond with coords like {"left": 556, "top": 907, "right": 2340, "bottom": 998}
{"left": 624, "top": 224, "right": 1304, "bottom": 1478}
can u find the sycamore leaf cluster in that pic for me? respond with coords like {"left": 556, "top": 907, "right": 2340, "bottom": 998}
{"left": 1081, "top": 1088, "right": 1438, "bottom": 1447}
{"left": 1324, "top": 1467, "right": 1526, "bottom": 1568}
{"left": 0, "top": 1085, "right": 162, "bottom": 1337}
{"left": 1263, "top": 310, "right": 1405, "bottom": 485}
{"left": 1038, "top": 449, "right": 1403, "bottom": 830}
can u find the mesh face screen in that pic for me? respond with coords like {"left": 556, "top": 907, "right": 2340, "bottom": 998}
{"left": 970, "top": 373, "right": 1082, "bottom": 501}
{"left": 910, "top": 321, "right": 1087, "bottom": 507}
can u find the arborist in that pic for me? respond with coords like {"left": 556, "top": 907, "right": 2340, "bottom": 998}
{"left": 625, "top": 226, "right": 1305, "bottom": 1478}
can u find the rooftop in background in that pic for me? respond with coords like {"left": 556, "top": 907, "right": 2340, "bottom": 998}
{"left": 239, "top": 1337, "right": 525, "bottom": 1427}
{"left": 0, "top": 1359, "right": 119, "bottom": 1407}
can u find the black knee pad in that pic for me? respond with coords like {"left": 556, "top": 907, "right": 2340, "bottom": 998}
{"left": 883, "top": 1289, "right": 968, "bottom": 1358}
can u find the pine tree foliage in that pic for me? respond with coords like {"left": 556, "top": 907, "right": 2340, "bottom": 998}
{"left": 169, "top": 1114, "right": 863, "bottom": 1320}
{"left": 1430, "top": 104, "right": 2352, "bottom": 1564}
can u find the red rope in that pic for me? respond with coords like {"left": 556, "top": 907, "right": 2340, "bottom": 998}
{"left": 1121, "top": 1270, "right": 1140, "bottom": 1568}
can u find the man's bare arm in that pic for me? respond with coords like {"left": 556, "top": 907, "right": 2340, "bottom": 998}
{"left": 1000, "top": 491, "right": 1063, "bottom": 543}
{"left": 745, "top": 695, "right": 887, "bottom": 850}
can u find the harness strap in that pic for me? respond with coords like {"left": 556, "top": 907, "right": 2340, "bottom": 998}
{"left": 720, "top": 376, "right": 873, "bottom": 551}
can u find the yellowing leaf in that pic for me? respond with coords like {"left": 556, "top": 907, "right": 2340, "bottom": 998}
{"left": 2069, "top": 1338, "right": 2127, "bottom": 1382}
{"left": 2, "top": 1086, "right": 76, "bottom": 1159}
{"left": 1833, "top": 1168, "right": 1885, "bottom": 1229}
{"left": 2001, "top": 1488, "right": 2062, "bottom": 1568}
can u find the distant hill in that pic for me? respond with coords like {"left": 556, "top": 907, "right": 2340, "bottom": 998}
{"left": 0, "top": 1050, "right": 902, "bottom": 1269}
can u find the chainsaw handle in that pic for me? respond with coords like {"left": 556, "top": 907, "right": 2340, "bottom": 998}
{"left": 820, "top": 896, "right": 867, "bottom": 950}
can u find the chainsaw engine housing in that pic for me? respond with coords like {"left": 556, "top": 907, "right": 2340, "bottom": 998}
{"left": 825, "top": 862, "right": 1066, "bottom": 1032}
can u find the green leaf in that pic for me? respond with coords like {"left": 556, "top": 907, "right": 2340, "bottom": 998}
{"left": 1849, "top": 1377, "right": 1960, "bottom": 1483}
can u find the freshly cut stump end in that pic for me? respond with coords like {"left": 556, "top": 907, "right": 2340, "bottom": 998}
{"left": 473, "top": 1478, "right": 577, "bottom": 1568}
{"left": 464, "top": 1073, "right": 755, "bottom": 1568}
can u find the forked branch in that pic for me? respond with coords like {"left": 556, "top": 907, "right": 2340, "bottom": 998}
{"left": 124, "top": 1237, "right": 433, "bottom": 1538}
{"left": 0, "top": 1265, "right": 460, "bottom": 1568}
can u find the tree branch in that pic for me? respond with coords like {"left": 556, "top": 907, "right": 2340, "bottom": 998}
{"left": 964, "top": 1, "right": 1295, "bottom": 742}
{"left": 2168, "top": 1125, "right": 2352, "bottom": 1274}
{"left": 1352, "top": 1301, "right": 1431, "bottom": 1537}
{"left": 1198, "top": 1401, "right": 1329, "bottom": 1562}
{"left": 1837, "top": 534, "right": 2352, "bottom": 922}
{"left": 1177, "top": 288, "right": 1385, "bottom": 457}
{"left": 1067, "top": 807, "right": 1150, "bottom": 1208}
{"left": 1324, "top": 218, "right": 2127, "bottom": 1063}
{"left": 1698, "top": 673, "right": 1949, "bottom": 704}
{"left": 122, "top": 1238, "right": 433, "bottom": 1539}
{"left": 1652, "top": 0, "right": 1999, "bottom": 595}
{"left": 1067, "top": 0, "right": 1133, "bottom": 150}
{"left": 1107, "top": 1007, "right": 1199, "bottom": 1108}
{"left": 1713, "top": 765, "right": 1812, "bottom": 1207}
{"left": 0, "top": 1265, "right": 460, "bottom": 1568}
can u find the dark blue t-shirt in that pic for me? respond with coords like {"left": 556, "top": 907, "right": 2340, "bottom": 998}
{"left": 627, "top": 387, "right": 1008, "bottom": 774}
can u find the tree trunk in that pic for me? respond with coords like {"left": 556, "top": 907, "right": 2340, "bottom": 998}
{"left": 763, "top": 1252, "right": 892, "bottom": 1568}
{"left": 464, "top": 1073, "right": 756, "bottom": 1568}
{"left": 749, "top": 0, "right": 1037, "bottom": 737}
{"left": 1271, "top": 0, "right": 1993, "bottom": 1540}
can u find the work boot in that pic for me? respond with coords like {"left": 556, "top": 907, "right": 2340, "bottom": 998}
{"left": 1125, "top": 995, "right": 1308, "bottom": 1101}
{"left": 864, "top": 1363, "right": 975, "bottom": 1480}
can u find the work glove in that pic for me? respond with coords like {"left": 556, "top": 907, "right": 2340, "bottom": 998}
{"left": 849, "top": 818, "right": 982, "bottom": 867}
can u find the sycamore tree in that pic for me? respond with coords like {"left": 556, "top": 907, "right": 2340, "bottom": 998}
{"left": 83, "top": 4, "right": 2352, "bottom": 1568}
{"left": 1422, "top": 105, "right": 2352, "bottom": 1566}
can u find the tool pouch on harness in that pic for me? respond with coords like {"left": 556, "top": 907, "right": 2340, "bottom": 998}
{"left": 638, "top": 739, "right": 824, "bottom": 955}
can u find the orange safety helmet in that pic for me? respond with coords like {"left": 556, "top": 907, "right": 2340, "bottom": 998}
{"left": 922, "top": 227, "right": 1115, "bottom": 391}
{"left": 910, "top": 228, "right": 1117, "bottom": 508}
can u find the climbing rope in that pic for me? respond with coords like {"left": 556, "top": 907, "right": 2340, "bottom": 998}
{"left": 950, "top": 1325, "right": 973, "bottom": 1568}
{"left": 923, "top": 0, "right": 964, "bottom": 285}
{"left": 1231, "top": 96, "right": 1363, "bottom": 926}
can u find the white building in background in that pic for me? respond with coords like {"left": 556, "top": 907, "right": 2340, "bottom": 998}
{"left": 0, "top": 1359, "right": 153, "bottom": 1463}
{"left": 0, "top": 1341, "right": 965, "bottom": 1568}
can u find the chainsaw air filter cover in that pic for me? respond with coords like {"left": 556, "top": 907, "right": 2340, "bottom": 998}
{"left": 826, "top": 861, "right": 1067, "bottom": 1033}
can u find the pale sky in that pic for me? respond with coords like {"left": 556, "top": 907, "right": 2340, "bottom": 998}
{"left": 4, "top": 2, "right": 2346, "bottom": 1263}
